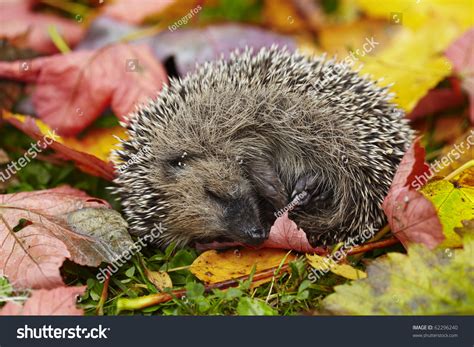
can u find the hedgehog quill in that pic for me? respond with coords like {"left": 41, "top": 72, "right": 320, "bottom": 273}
{"left": 113, "top": 47, "right": 413, "bottom": 249}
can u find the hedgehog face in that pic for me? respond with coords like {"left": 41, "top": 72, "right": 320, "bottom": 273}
{"left": 155, "top": 152, "right": 269, "bottom": 246}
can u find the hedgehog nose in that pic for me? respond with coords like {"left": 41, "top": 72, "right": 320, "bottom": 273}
{"left": 245, "top": 227, "right": 268, "bottom": 246}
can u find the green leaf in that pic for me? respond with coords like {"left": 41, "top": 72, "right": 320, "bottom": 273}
{"left": 224, "top": 288, "right": 243, "bottom": 300}
{"left": 323, "top": 237, "right": 474, "bottom": 315}
{"left": 125, "top": 266, "right": 136, "bottom": 278}
{"left": 186, "top": 282, "right": 205, "bottom": 300}
{"left": 420, "top": 165, "right": 474, "bottom": 248}
{"left": 236, "top": 297, "right": 277, "bottom": 316}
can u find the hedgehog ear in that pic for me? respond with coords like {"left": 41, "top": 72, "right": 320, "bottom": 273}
{"left": 246, "top": 160, "right": 288, "bottom": 210}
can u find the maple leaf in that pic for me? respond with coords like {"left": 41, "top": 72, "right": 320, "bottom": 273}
{"left": 0, "top": 43, "right": 168, "bottom": 136}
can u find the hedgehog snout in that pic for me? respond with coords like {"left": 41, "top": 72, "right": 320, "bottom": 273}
{"left": 204, "top": 182, "right": 268, "bottom": 245}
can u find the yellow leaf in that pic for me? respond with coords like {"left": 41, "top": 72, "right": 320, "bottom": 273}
{"left": 359, "top": 23, "right": 454, "bottom": 111}
{"left": 356, "top": 0, "right": 473, "bottom": 30}
{"left": 263, "top": 0, "right": 307, "bottom": 33}
{"left": 421, "top": 161, "right": 474, "bottom": 248}
{"left": 60, "top": 127, "right": 127, "bottom": 163}
{"left": 319, "top": 18, "right": 396, "bottom": 57}
{"left": 3, "top": 113, "right": 126, "bottom": 162}
{"left": 190, "top": 248, "right": 295, "bottom": 287}
{"left": 306, "top": 254, "right": 367, "bottom": 280}
{"left": 145, "top": 268, "right": 173, "bottom": 291}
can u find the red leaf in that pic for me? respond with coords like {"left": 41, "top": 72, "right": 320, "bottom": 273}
{"left": 445, "top": 28, "right": 474, "bottom": 123}
{"left": 409, "top": 87, "right": 466, "bottom": 120}
{"left": 2, "top": 112, "right": 116, "bottom": 181}
{"left": 0, "top": 0, "right": 85, "bottom": 54}
{"left": 383, "top": 139, "right": 444, "bottom": 249}
{"left": 262, "top": 214, "right": 325, "bottom": 253}
{"left": 103, "top": 0, "right": 175, "bottom": 24}
{"left": 0, "top": 286, "right": 85, "bottom": 315}
{"left": 0, "top": 44, "right": 168, "bottom": 136}
{"left": 196, "top": 214, "right": 325, "bottom": 254}
{"left": 0, "top": 186, "right": 126, "bottom": 289}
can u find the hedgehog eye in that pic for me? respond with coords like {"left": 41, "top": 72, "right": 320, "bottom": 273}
{"left": 168, "top": 158, "right": 187, "bottom": 169}
{"left": 168, "top": 151, "right": 188, "bottom": 169}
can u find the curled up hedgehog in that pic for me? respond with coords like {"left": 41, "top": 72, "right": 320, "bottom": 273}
{"left": 113, "top": 47, "right": 413, "bottom": 249}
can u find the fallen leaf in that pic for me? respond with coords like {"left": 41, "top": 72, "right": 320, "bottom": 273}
{"left": 262, "top": 0, "right": 307, "bottom": 33}
{"left": 323, "top": 236, "right": 474, "bottom": 315}
{"left": 319, "top": 18, "right": 395, "bottom": 57}
{"left": 190, "top": 248, "right": 295, "bottom": 287}
{"left": 306, "top": 253, "right": 367, "bottom": 280}
{"left": 0, "top": 186, "right": 133, "bottom": 289}
{"left": 76, "top": 16, "right": 138, "bottom": 50}
{"left": 67, "top": 207, "right": 135, "bottom": 257}
{"left": 0, "top": 43, "right": 168, "bottom": 136}
{"left": 0, "top": 0, "right": 85, "bottom": 54}
{"left": 408, "top": 87, "right": 466, "bottom": 120}
{"left": 430, "top": 114, "right": 468, "bottom": 144}
{"left": 383, "top": 139, "right": 445, "bottom": 249}
{"left": 356, "top": 0, "right": 473, "bottom": 30}
{"left": 359, "top": 24, "right": 454, "bottom": 112}
{"left": 195, "top": 214, "right": 324, "bottom": 253}
{"left": 354, "top": 0, "right": 473, "bottom": 112}
{"left": 420, "top": 162, "right": 474, "bottom": 248}
{"left": 2, "top": 112, "right": 117, "bottom": 180}
{"left": 4, "top": 111, "right": 126, "bottom": 162}
{"left": 60, "top": 126, "right": 127, "bottom": 163}
{"left": 445, "top": 27, "right": 474, "bottom": 123}
{"left": 145, "top": 268, "right": 172, "bottom": 291}
{"left": 436, "top": 128, "right": 474, "bottom": 177}
{"left": 263, "top": 214, "right": 324, "bottom": 253}
{"left": 0, "top": 286, "right": 85, "bottom": 315}
{"left": 102, "top": 0, "right": 175, "bottom": 24}
{"left": 454, "top": 219, "right": 474, "bottom": 236}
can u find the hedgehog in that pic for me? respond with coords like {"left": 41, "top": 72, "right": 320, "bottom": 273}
{"left": 113, "top": 46, "right": 413, "bottom": 249}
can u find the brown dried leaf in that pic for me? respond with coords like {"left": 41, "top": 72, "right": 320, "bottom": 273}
{"left": 0, "top": 186, "right": 133, "bottom": 289}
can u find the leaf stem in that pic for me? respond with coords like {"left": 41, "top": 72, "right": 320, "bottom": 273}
{"left": 444, "top": 159, "right": 473, "bottom": 181}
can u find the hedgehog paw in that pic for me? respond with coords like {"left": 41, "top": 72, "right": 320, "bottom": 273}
{"left": 291, "top": 174, "right": 318, "bottom": 207}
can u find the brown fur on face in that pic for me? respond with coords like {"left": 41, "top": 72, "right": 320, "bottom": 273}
{"left": 151, "top": 153, "right": 270, "bottom": 246}
{"left": 114, "top": 47, "right": 413, "bottom": 248}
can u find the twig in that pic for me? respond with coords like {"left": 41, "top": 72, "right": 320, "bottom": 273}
{"left": 116, "top": 264, "right": 290, "bottom": 312}
{"left": 444, "top": 160, "right": 473, "bottom": 181}
{"left": 95, "top": 273, "right": 110, "bottom": 316}
{"left": 347, "top": 237, "right": 400, "bottom": 255}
